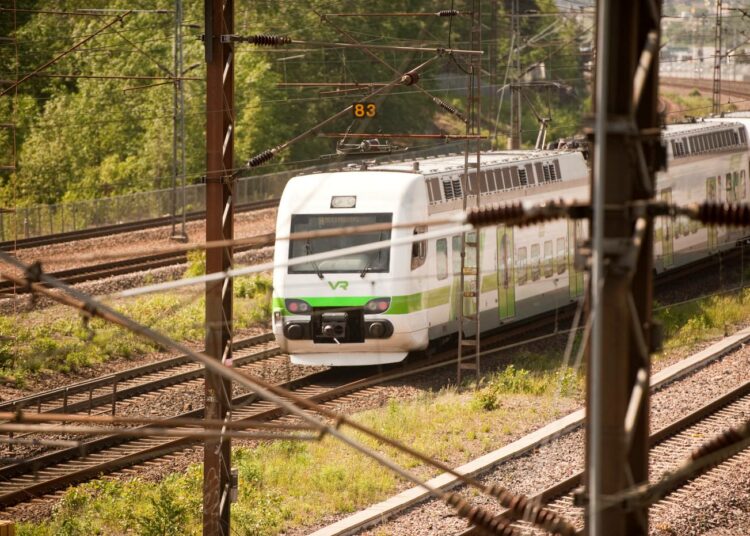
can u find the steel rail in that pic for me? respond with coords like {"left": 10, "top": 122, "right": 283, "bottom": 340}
{"left": 0, "top": 198, "right": 279, "bottom": 252}
{"left": 0, "top": 248, "right": 744, "bottom": 509}
{"left": 0, "top": 232, "right": 275, "bottom": 296}
{"left": 457, "top": 375, "right": 750, "bottom": 535}
{"left": 0, "top": 333, "right": 275, "bottom": 415}
{"left": 0, "top": 303, "right": 580, "bottom": 509}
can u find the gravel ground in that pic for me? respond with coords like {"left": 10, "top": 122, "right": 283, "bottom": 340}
{"left": 348, "top": 340, "right": 750, "bottom": 536}
{"left": 0, "top": 207, "right": 277, "bottom": 314}
{"left": 11, "top": 208, "right": 278, "bottom": 273}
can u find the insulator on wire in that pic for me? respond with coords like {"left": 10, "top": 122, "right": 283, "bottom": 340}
{"left": 466, "top": 202, "right": 525, "bottom": 227}
{"left": 436, "top": 9, "right": 460, "bottom": 17}
{"left": 433, "top": 97, "right": 466, "bottom": 121}
{"left": 484, "top": 484, "right": 576, "bottom": 536}
{"left": 401, "top": 71, "right": 419, "bottom": 86}
{"left": 444, "top": 493, "right": 517, "bottom": 535}
{"left": 246, "top": 149, "right": 275, "bottom": 168}
{"left": 694, "top": 202, "right": 750, "bottom": 226}
{"left": 246, "top": 34, "right": 292, "bottom": 46}
{"left": 465, "top": 200, "right": 573, "bottom": 228}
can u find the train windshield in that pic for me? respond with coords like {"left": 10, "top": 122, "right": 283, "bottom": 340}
{"left": 288, "top": 213, "right": 392, "bottom": 274}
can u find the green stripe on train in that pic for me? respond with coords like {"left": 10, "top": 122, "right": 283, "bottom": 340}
{"left": 273, "top": 287, "right": 452, "bottom": 315}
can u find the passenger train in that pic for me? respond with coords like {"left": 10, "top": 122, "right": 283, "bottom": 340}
{"left": 272, "top": 117, "right": 750, "bottom": 366}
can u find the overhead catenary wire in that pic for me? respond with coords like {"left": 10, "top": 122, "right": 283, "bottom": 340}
{"left": 0, "top": 10, "right": 133, "bottom": 98}
{"left": 245, "top": 54, "right": 443, "bottom": 168}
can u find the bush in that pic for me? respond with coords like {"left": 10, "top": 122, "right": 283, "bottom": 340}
{"left": 136, "top": 486, "right": 188, "bottom": 536}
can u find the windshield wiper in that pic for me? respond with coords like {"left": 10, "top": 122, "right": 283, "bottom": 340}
{"left": 360, "top": 233, "right": 384, "bottom": 278}
{"left": 306, "top": 240, "right": 324, "bottom": 280}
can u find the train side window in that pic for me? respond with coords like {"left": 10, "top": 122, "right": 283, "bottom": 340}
{"left": 543, "top": 240, "right": 554, "bottom": 278}
{"left": 689, "top": 136, "right": 696, "bottom": 153}
{"left": 517, "top": 247, "right": 528, "bottom": 285}
{"left": 436, "top": 238, "right": 448, "bottom": 280}
{"left": 451, "top": 235, "right": 462, "bottom": 275}
{"left": 726, "top": 173, "right": 735, "bottom": 202}
{"left": 556, "top": 237, "right": 566, "bottom": 275}
{"left": 530, "top": 244, "right": 541, "bottom": 281}
{"left": 741, "top": 170, "right": 747, "bottom": 200}
{"left": 741, "top": 128, "right": 748, "bottom": 144}
{"left": 411, "top": 226, "right": 427, "bottom": 270}
{"left": 518, "top": 167, "right": 528, "bottom": 187}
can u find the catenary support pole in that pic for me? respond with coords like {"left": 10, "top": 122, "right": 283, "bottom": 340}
{"left": 587, "top": 1, "right": 660, "bottom": 535}
{"left": 171, "top": 0, "right": 188, "bottom": 242}
{"left": 509, "top": 0, "right": 521, "bottom": 149}
{"left": 203, "top": 0, "right": 234, "bottom": 534}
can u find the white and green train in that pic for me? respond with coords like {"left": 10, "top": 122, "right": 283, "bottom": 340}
{"left": 272, "top": 118, "right": 750, "bottom": 366}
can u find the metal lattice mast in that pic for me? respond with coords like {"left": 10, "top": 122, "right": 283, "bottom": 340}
{"left": 457, "top": 0, "right": 482, "bottom": 388}
{"left": 712, "top": 0, "right": 722, "bottom": 115}
{"left": 203, "top": 0, "right": 234, "bottom": 533}
{"left": 587, "top": 1, "right": 661, "bottom": 534}
{"left": 171, "top": 0, "right": 188, "bottom": 242}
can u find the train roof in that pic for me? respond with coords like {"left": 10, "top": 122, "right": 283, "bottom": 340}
{"left": 664, "top": 119, "right": 745, "bottom": 137}
{"left": 370, "top": 149, "right": 581, "bottom": 178}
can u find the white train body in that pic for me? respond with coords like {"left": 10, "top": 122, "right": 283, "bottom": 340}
{"left": 272, "top": 119, "right": 750, "bottom": 366}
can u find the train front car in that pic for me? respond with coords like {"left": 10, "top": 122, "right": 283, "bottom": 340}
{"left": 272, "top": 170, "right": 429, "bottom": 366}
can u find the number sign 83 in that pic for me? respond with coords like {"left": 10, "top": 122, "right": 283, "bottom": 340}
{"left": 353, "top": 103, "right": 376, "bottom": 118}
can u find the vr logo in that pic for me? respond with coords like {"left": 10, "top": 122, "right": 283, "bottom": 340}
{"left": 328, "top": 280, "right": 349, "bottom": 291}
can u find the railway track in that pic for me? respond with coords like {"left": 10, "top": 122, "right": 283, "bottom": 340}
{"left": 458, "top": 377, "right": 750, "bottom": 535}
{"left": 0, "top": 231, "right": 275, "bottom": 297}
{"left": 0, "top": 248, "right": 745, "bottom": 510}
{"left": 0, "top": 304, "right": 579, "bottom": 510}
{"left": 661, "top": 77, "right": 750, "bottom": 102}
{"left": 0, "top": 198, "right": 279, "bottom": 252}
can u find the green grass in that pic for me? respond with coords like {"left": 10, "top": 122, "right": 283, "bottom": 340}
{"left": 20, "top": 371, "right": 579, "bottom": 535}
{"left": 18, "top": 283, "right": 750, "bottom": 534}
{"left": 656, "top": 288, "right": 750, "bottom": 353}
{"left": 661, "top": 90, "right": 737, "bottom": 119}
{"left": 0, "top": 273, "right": 272, "bottom": 386}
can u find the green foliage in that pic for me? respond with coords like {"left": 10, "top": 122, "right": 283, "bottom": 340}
{"left": 472, "top": 357, "right": 583, "bottom": 412}
{"left": 2, "top": 0, "right": 590, "bottom": 204}
{"left": 184, "top": 249, "right": 206, "bottom": 278}
{"left": 22, "top": 373, "right": 579, "bottom": 535}
{"left": 136, "top": 485, "right": 189, "bottom": 536}
{"left": 235, "top": 274, "right": 273, "bottom": 323}
{"left": 656, "top": 289, "right": 750, "bottom": 352}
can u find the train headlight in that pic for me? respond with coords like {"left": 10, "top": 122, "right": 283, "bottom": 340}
{"left": 364, "top": 297, "right": 390, "bottom": 313}
{"left": 285, "top": 299, "right": 311, "bottom": 314}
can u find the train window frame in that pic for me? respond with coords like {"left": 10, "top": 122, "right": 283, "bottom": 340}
{"left": 543, "top": 240, "right": 554, "bottom": 278}
{"left": 411, "top": 226, "right": 428, "bottom": 270}
{"left": 436, "top": 238, "right": 448, "bottom": 280}
{"left": 530, "top": 243, "right": 541, "bottom": 281}
{"left": 689, "top": 136, "right": 696, "bottom": 153}
{"left": 741, "top": 128, "right": 747, "bottom": 144}
{"left": 556, "top": 237, "right": 566, "bottom": 275}
{"left": 726, "top": 173, "right": 734, "bottom": 202}
{"left": 451, "top": 235, "right": 463, "bottom": 275}
{"left": 516, "top": 247, "right": 528, "bottom": 286}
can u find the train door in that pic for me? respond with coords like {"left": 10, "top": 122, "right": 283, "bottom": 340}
{"left": 449, "top": 235, "right": 463, "bottom": 321}
{"left": 660, "top": 188, "right": 674, "bottom": 268}
{"left": 706, "top": 177, "right": 719, "bottom": 252}
{"left": 568, "top": 220, "right": 584, "bottom": 298}
{"left": 496, "top": 225, "right": 516, "bottom": 320}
